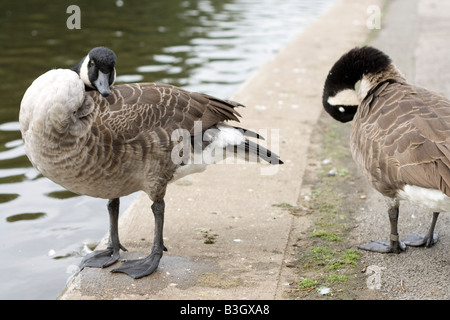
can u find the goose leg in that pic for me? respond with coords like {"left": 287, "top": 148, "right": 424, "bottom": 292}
{"left": 80, "top": 198, "right": 127, "bottom": 269}
{"left": 358, "top": 206, "right": 406, "bottom": 254}
{"left": 111, "top": 200, "right": 166, "bottom": 279}
{"left": 402, "top": 212, "right": 439, "bottom": 247}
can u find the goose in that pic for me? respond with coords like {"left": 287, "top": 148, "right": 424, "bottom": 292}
{"left": 19, "top": 47, "right": 283, "bottom": 279}
{"left": 322, "top": 46, "right": 449, "bottom": 254}
{"left": 70, "top": 46, "right": 117, "bottom": 97}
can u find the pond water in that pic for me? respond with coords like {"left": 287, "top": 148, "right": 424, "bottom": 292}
{"left": 0, "top": 0, "right": 335, "bottom": 299}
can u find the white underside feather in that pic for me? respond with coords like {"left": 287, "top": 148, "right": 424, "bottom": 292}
{"left": 397, "top": 185, "right": 450, "bottom": 212}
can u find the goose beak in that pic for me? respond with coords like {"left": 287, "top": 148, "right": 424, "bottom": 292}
{"left": 93, "top": 70, "right": 111, "bottom": 97}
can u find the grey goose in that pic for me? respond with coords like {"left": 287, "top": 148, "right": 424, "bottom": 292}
{"left": 19, "top": 47, "right": 283, "bottom": 279}
{"left": 322, "top": 46, "right": 449, "bottom": 254}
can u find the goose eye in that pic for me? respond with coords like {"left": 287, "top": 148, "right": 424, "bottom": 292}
{"left": 339, "top": 107, "right": 346, "bottom": 113}
{"left": 89, "top": 60, "right": 95, "bottom": 67}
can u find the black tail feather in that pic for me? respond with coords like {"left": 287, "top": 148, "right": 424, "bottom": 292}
{"left": 237, "top": 139, "right": 283, "bottom": 165}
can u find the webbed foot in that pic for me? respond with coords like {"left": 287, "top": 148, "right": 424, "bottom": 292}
{"left": 403, "top": 232, "right": 438, "bottom": 248}
{"left": 80, "top": 243, "right": 127, "bottom": 269}
{"left": 111, "top": 249, "right": 163, "bottom": 279}
{"left": 358, "top": 238, "right": 406, "bottom": 253}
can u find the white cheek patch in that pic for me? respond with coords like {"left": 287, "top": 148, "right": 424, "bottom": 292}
{"left": 79, "top": 55, "right": 94, "bottom": 88}
{"left": 112, "top": 68, "right": 116, "bottom": 86}
{"left": 358, "top": 76, "right": 372, "bottom": 100}
{"left": 327, "top": 88, "right": 359, "bottom": 107}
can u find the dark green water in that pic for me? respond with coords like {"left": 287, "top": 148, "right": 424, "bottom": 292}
{"left": 0, "top": 0, "right": 334, "bottom": 299}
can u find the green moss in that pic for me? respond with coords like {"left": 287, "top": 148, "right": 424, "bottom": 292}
{"left": 311, "top": 247, "right": 333, "bottom": 262}
{"left": 312, "top": 231, "right": 342, "bottom": 242}
{"left": 289, "top": 117, "right": 365, "bottom": 299}
{"left": 272, "top": 202, "right": 297, "bottom": 209}
{"left": 325, "top": 275, "right": 348, "bottom": 283}
{"left": 342, "top": 249, "right": 360, "bottom": 262}
{"left": 197, "top": 228, "right": 218, "bottom": 244}
{"left": 272, "top": 202, "right": 304, "bottom": 216}
{"left": 298, "top": 278, "right": 318, "bottom": 289}
{"left": 328, "top": 262, "right": 342, "bottom": 271}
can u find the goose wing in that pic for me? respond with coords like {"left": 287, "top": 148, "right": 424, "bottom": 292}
{"left": 355, "top": 82, "right": 450, "bottom": 197}
{"left": 87, "top": 82, "right": 242, "bottom": 148}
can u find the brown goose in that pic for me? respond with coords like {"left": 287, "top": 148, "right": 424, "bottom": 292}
{"left": 19, "top": 48, "right": 282, "bottom": 279}
{"left": 322, "top": 46, "right": 449, "bottom": 253}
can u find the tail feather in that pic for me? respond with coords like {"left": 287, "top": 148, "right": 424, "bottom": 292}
{"left": 189, "top": 123, "right": 283, "bottom": 165}
{"left": 235, "top": 126, "right": 265, "bottom": 140}
{"left": 239, "top": 139, "right": 283, "bottom": 165}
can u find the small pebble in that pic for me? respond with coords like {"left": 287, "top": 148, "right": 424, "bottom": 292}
{"left": 318, "top": 287, "right": 331, "bottom": 295}
{"left": 327, "top": 168, "right": 337, "bottom": 176}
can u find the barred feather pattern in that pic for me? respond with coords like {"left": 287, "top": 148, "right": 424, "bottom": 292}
{"left": 351, "top": 80, "right": 450, "bottom": 199}
{"left": 20, "top": 70, "right": 252, "bottom": 202}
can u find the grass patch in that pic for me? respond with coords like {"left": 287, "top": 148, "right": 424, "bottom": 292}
{"left": 288, "top": 117, "right": 365, "bottom": 299}
{"left": 272, "top": 202, "right": 305, "bottom": 216}
{"left": 298, "top": 278, "right": 319, "bottom": 290}
{"left": 325, "top": 274, "right": 348, "bottom": 284}
{"left": 312, "top": 231, "right": 342, "bottom": 242}
{"left": 305, "top": 247, "right": 360, "bottom": 271}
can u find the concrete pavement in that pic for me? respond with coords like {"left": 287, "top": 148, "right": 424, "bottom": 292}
{"left": 349, "top": 0, "right": 450, "bottom": 300}
{"left": 59, "top": 0, "right": 393, "bottom": 300}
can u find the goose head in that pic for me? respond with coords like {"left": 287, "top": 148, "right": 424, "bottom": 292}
{"left": 71, "top": 46, "right": 117, "bottom": 97}
{"left": 322, "top": 46, "right": 394, "bottom": 123}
